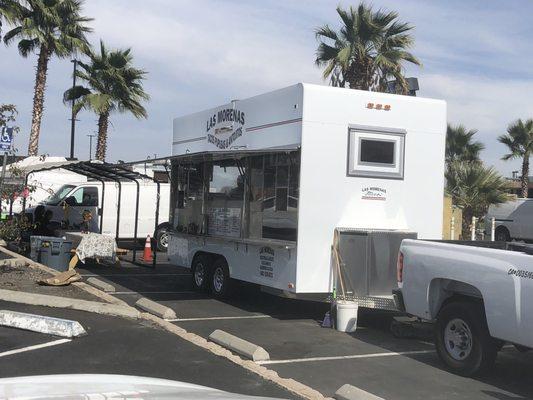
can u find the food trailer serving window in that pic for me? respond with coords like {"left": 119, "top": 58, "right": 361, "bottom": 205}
{"left": 173, "top": 163, "right": 204, "bottom": 234}
{"left": 249, "top": 153, "right": 299, "bottom": 241}
{"left": 347, "top": 127, "right": 405, "bottom": 179}
{"left": 171, "top": 150, "right": 300, "bottom": 242}
{"left": 206, "top": 161, "right": 244, "bottom": 238}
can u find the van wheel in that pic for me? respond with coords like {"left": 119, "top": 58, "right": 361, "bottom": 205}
{"left": 495, "top": 227, "right": 510, "bottom": 242}
{"left": 191, "top": 255, "right": 211, "bottom": 291}
{"left": 435, "top": 301, "right": 497, "bottom": 376}
{"left": 154, "top": 225, "right": 170, "bottom": 252}
{"left": 211, "top": 258, "right": 231, "bottom": 299}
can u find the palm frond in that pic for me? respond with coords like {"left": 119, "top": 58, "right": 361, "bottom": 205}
{"left": 314, "top": 2, "right": 420, "bottom": 92}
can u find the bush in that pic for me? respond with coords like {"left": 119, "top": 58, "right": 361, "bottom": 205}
{"left": 0, "top": 217, "right": 31, "bottom": 242}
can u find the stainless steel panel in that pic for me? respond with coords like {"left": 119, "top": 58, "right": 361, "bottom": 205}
{"left": 368, "top": 230, "right": 417, "bottom": 296}
{"left": 337, "top": 229, "right": 417, "bottom": 297}
{"left": 337, "top": 230, "right": 370, "bottom": 296}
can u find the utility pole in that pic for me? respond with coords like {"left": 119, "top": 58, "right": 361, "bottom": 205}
{"left": 69, "top": 59, "right": 78, "bottom": 159}
{"left": 87, "top": 133, "right": 96, "bottom": 160}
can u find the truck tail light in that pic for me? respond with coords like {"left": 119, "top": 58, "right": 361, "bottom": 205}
{"left": 397, "top": 251, "right": 404, "bottom": 283}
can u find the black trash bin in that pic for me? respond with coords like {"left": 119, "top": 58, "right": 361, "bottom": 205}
{"left": 37, "top": 237, "right": 73, "bottom": 272}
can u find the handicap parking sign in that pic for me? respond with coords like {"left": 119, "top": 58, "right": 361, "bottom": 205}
{"left": 0, "top": 127, "right": 13, "bottom": 152}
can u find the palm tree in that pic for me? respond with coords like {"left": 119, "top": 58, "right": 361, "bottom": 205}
{"left": 446, "top": 161, "right": 510, "bottom": 238}
{"left": 446, "top": 124, "right": 485, "bottom": 165}
{"left": 498, "top": 119, "right": 533, "bottom": 198}
{"left": 64, "top": 41, "right": 149, "bottom": 161}
{"left": 1, "top": 0, "right": 92, "bottom": 156}
{"left": 315, "top": 3, "right": 420, "bottom": 93}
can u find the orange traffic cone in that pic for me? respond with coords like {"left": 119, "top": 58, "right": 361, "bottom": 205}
{"left": 142, "top": 235, "right": 153, "bottom": 263}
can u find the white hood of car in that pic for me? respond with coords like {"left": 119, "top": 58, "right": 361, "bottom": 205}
{"left": 0, "top": 374, "right": 282, "bottom": 399}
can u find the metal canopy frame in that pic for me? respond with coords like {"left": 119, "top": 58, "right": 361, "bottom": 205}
{"left": 21, "top": 161, "right": 162, "bottom": 268}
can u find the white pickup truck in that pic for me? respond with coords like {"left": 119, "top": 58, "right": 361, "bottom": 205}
{"left": 395, "top": 239, "right": 533, "bottom": 376}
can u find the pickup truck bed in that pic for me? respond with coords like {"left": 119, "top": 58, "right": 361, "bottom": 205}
{"left": 397, "top": 239, "right": 533, "bottom": 376}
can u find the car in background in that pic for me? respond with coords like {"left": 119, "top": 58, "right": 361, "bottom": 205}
{"left": 485, "top": 198, "right": 533, "bottom": 242}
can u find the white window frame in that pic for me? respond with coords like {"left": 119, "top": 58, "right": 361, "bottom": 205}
{"left": 347, "top": 125, "right": 406, "bottom": 179}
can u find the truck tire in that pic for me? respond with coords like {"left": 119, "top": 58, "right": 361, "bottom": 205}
{"left": 191, "top": 254, "right": 211, "bottom": 292}
{"left": 435, "top": 301, "right": 497, "bottom": 376}
{"left": 210, "top": 258, "right": 232, "bottom": 299}
{"left": 154, "top": 224, "right": 171, "bottom": 252}
{"left": 495, "top": 226, "right": 510, "bottom": 242}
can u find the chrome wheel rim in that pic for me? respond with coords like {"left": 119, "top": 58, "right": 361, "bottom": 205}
{"left": 194, "top": 263, "right": 205, "bottom": 287}
{"left": 444, "top": 318, "right": 473, "bottom": 361}
{"left": 159, "top": 232, "right": 169, "bottom": 248}
{"left": 213, "top": 267, "right": 224, "bottom": 293}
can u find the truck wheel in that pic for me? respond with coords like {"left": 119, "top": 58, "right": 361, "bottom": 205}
{"left": 154, "top": 225, "right": 170, "bottom": 252}
{"left": 495, "top": 227, "right": 510, "bottom": 242}
{"left": 191, "top": 255, "right": 211, "bottom": 292}
{"left": 211, "top": 258, "right": 231, "bottom": 299}
{"left": 435, "top": 301, "right": 497, "bottom": 376}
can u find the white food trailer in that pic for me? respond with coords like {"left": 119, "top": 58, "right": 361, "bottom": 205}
{"left": 167, "top": 83, "right": 446, "bottom": 305}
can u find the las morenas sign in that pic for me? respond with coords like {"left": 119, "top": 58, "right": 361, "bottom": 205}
{"left": 206, "top": 107, "right": 246, "bottom": 149}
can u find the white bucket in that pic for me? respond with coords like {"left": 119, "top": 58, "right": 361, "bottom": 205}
{"left": 336, "top": 300, "right": 359, "bottom": 332}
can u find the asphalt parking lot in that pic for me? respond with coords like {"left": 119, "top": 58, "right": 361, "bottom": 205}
{"left": 0, "top": 300, "right": 294, "bottom": 399}
{"left": 72, "top": 253, "right": 533, "bottom": 400}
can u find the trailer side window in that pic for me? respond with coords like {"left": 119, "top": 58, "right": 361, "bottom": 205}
{"left": 174, "top": 164, "right": 204, "bottom": 233}
{"left": 359, "top": 139, "right": 395, "bottom": 165}
{"left": 348, "top": 128, "right": 405, "bottom": 179}
{"left": 205, "top": 161, "right": 244, "bottom": 238}
{"left": 247, "top": 153, "right": 300, "bottom": 241}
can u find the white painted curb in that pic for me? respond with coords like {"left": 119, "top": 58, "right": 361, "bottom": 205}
{"left": 0, "top": 289, "right": 140, "bottom": 319}
{"left": 208, "top": 329, "right": 270, "bottom": 362}
{"left": 135, "top": 298, "right": 177, "bottom": 320}
{"left": 0, "top": 310, "right": 86, "bottom": 338}
{"left": 0, "top": 258, "right": 26, "bottom": 267}
{"left": 86, "top": 277, "right": 115, "bottom": 293}
{"left": 335, "top": 384, "right": 385, "bottom": 400}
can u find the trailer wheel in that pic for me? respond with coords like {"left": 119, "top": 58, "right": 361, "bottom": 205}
{"left": 495, "top": 226, "right": 510, "bottom": 242}
{"left": 210, "top": 258, "right": 231, "bottom": 299}
{"left": 191, "top": 255, "right": 211, "bottom": 292}
{"left": 435, "top": 301, "right": 497, "bottom": 376}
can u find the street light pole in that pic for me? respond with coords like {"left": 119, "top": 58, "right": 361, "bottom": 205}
{"left": 87, "top": 133, "right": 96, "bottom": 160}
{"left": 69, "top": 59, "right": 78, "bottom": 159}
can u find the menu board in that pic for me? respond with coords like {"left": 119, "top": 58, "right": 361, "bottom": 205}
{"left": 207, "top": 208, "right": 241, "bottom": 237}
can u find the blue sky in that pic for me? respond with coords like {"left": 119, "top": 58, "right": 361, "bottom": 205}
{"left": 1, "top": 0, "right": 533, "bottom": 175}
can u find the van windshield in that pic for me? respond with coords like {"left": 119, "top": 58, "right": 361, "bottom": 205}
{"left": 43, "top": 184, "right": 76, "bottom": 205}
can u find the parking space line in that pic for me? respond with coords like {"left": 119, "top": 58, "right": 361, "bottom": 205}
{"left": 113, "top": 291, "right": 196, "bottom": 295}
{"left": 80, "top": 273, "right": 190, "bottom": 277}
{"left": 0, "top": 339, "right": 71, "bottom": 358}
{"left": 168, "top": 315, "right": 270, "bottom": 322}
{"left": 257, "top": 349, "right": 435, "bottom": 365}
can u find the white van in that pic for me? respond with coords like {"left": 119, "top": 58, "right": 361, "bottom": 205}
{"left": 26, "top": 180, "right": 171, "bottom": 249}
{"left": 485, "top": 198, "right": 533, "bottom": 241}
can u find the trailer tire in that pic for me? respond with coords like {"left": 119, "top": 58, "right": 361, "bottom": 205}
{"left": 435, "top": 300, "right": 497, "bottom": 376}
{"left": 210, "top": 258, "right": 231, "bottom": 299}
{"left": 495, "top": 226, "right": 510, "bottom": 242}
{"left": 191, "top": 254, "right": 211, "bottom": 292}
